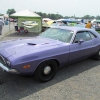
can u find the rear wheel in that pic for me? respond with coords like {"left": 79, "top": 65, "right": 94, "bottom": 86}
{"left": 93, "top": 49, "right": 100, "bottom": 60}
{"left": 34, "top": 60, "right": 58, "bottom": 82}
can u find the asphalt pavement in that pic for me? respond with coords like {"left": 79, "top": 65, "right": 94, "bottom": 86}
{"left": 0, "top": 23, "right": 15, "bottom": 41}
{"left": 1, "top": 23, "right": 15, "bottom": 35}
{"left": 0, "top": 58, "right": 100, "bottom": 100}
{"left": 0, "top": 25, "right": 100, "bottom": 100}
{"left": 0, "top": 23, "right": 39, "bottom": 41}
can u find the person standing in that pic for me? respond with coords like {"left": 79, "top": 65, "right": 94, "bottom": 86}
{"left": 85, "top": 21, "right": 92, "bottom": 28}
{"left": 0, "top": 18, "right": 4, "bottom": 35}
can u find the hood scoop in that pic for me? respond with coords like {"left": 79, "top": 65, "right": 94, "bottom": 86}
{"left": 27, "top": 43, "right": 36, "bottom": 45}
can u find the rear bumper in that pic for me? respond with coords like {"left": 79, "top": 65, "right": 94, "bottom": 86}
{"left": 0, "top": 63, "right": 20, "bottom": 74}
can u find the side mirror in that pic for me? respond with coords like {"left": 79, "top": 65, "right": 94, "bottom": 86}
{"left": 78, "top": 39, "right": 84, "bottom": 44}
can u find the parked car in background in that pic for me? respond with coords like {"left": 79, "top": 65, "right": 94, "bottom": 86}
{"left": 8, "top": 18, "right": 17, "bottom": 22}
{"left": 0, "top": 26, "right": 100, "bottom": 82}
{"left": 74, "top": 23, "right": 95, "bottom": 30}
{"left": 9, "top": 18, "right": 14, "bottom": 22}
{"left": 13, "top": 19, "right": 17, "bottom": 22}
{"left": 42, "top": 20, "right": 67, "bottom": 32}
{"left": 93, "top": 20, "right": 100, "bottom": 31}
{"left": 57, "top": 19, "right": 80, "bottom": 26}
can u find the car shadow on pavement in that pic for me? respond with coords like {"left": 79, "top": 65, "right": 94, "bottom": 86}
{"left": 0, "top": 58, "right": 100, "bottom": 100}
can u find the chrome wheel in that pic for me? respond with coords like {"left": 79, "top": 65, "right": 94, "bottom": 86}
{"left": 93, "top": 49, "right": 100, "bottom": 60}
{"left": 99, "top": 51, "right": 100, "bottom": 56}
{"left": 43, "top": 66, "right": 51, "bottom": 75}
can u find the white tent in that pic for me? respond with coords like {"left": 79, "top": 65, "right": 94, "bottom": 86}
{"left": 10, "top": 10, "right": 42, "bottom": 33}
{"left": 91, "top": 19, "right": 96, "bottom": 23}
{"left": 42, "top": 18, "right": 52, "bottom": 21}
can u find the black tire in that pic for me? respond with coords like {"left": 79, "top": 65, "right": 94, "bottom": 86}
{"left": 93, "top": 49, "right": 100, "bottom": 60}
{"left": 34, "top": 60, "right": 58, "bottom": 82}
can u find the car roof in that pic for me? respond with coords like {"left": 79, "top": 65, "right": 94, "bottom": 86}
{"left": 51, "top": 26, "right": 100, "bottom": 38}
{"left": 51, "top": 26, "right": 92, "bottom": 32}
{"left": 57, "top": 19, "right": 79, "bottom": 22}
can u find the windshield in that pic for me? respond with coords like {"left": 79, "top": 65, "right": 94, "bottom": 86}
{"left": 40, "top": 28, "right": 74, "bottom": 43}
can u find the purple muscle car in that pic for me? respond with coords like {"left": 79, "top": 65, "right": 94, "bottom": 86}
{"left": 0, "top": 26, "right": 100, "bottom": 82}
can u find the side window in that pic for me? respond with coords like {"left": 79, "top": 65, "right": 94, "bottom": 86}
{"left": 74, "top": 31, "right": 92, "bottom": 43}
{"left": 88, "top": 31, "right": 96, "bottom": 39}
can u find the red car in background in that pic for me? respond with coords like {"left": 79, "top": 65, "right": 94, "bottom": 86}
{"left": 9, "top": 18, "right": 14, "bottom": 22}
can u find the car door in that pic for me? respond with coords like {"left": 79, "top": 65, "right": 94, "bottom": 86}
{"left": 69, "top": 31, "right": 95, "bottom": 63}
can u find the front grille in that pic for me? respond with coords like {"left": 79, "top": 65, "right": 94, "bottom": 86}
{"left": 0, "top": 55, "right": 6, "bottom": 66}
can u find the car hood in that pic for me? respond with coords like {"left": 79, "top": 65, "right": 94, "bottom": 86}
{"left": 0, "top": 36, "right": 64, "bottom": 57}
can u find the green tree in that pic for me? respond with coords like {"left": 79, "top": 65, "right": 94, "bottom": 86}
{"left": 35, "top": 12, "right": 43, "bottom": 17}
{"left": 96, "top": 15, "right": 100, "bottom": 19}
{"left": 6, "top": 9, "right": 16, "bottom": 15}
{"left": 50, "top": 14, "right": 56, "bottom": 19}
{"left": 42, "top": 13, "right": 47, "bottom": 18}
{"left": 83, "top": 15, "right": 91, "bottom": 19}
{"left": 56, "top": 14, "right": 63, "bottom": 19}
{"left": 64, "top": 16, "right": 70, "bottom": 19}
{"left": 47, "top": 13, "right": 51, "bottom": 18}
{"left": 35, "top": 11, "right": 63, "bottom": 19}
{"left": 35, "top": 11, "right": 100, "bottom": 20}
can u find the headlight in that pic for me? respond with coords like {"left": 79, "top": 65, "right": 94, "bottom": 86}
{"left": 6, "top": 59, "right": 11, "bottom": 67}
{"left": 0, "top": 55, "right": 11, "bottom": 68}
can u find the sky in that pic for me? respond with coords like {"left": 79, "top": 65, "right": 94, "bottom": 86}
{"left": 0, "top": 0, "right": 100, "bottom": 17}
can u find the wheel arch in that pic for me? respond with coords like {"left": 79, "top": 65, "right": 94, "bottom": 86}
{"left": 34, "top": 58, "right": 59, "bottom": 82}
{"left": 34, "top": 58, "right": 60, "bottom": 72}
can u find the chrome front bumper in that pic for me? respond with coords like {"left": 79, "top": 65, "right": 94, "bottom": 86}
{"left": 0, "top": 62, "right": 20, "bottom": 74}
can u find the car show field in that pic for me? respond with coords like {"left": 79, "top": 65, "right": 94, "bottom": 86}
{"left": 1, "top": 0, "right": 100, "bottom": 99}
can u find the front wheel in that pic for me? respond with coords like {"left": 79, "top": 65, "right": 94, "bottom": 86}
{"left": 34, "top": 60, "right": 58, "bottom": 82}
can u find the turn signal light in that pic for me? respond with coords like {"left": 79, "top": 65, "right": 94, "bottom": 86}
{"left": 23, "top": 65, "right": 30, "bottom": 69}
